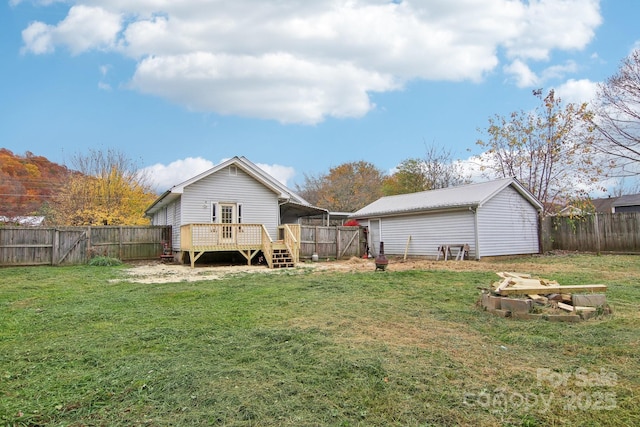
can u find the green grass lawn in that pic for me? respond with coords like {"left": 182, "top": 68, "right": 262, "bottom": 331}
{"left": 1, "top": 255, "right": 639, "bottom": 426}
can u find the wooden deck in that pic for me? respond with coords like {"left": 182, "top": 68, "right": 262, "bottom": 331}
{"left": 180, "top": 223, "right": 300, "bottom": 268}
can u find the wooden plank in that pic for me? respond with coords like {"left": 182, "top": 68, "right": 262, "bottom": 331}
{"left": 497, "top": 284, "right": 607, "bottom": 295}
{"left": 403, "top": 235, "right": 411, "bottom": 261}
{"left": 557, "top": 302, "right": 574, "bottom": 312}
{"left": 574, "top": 306, "right": 597, "bottom": 312}
{"left": 497, "top": 272, "right": 532, "bottom": 279}
{"left": 494, "top": 278, "right": 513, "bottom": 294}
{"left": 527, "top": 294, "right": 548, "bottom": 303}
{"left": 512, "top": 279, "right": 558, "bottom": 287}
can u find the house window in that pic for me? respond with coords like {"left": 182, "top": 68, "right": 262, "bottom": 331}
{"left": 238, "top": 204, "right": 243, "bottom": 224}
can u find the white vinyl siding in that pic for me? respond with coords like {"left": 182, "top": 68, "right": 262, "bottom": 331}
{"left": 181, "top": 166, "right": 280, "bottom": 238}
{"left": 353, "top": 184, "right": 540, "bottom": 259}
{"left": 476, "top": 186, "right": 539, "bottom": 256}
{"left": 379, "top": 210, "right": 477, "bottom": 258}
{"left": 171, "top": 199, "right": 181, "bottom": 251}
{"left": 151, "top": 207, "right": 167, "bottom": 226}
{"left": 149, "top": 200, "right": 181, "bottom": 251}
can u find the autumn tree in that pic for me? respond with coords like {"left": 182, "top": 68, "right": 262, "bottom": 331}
{"left": 296, "top": 161, "right": 386, "bottom": 212}
{"left": 382, "top": 145, "right": 470, "bottom": 196}
{"left": 0, "top": 149, "right": 71, "bottom": 218}
{"left": 476, "top": 89, "right": 605, "bottom": 213}
{"left": 591, "top": 49, "right": 640, "bottom": 176}
{"left": 50, "top": 148, "right": 156, "bottom": 225}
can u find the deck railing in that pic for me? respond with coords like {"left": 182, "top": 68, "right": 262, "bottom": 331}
{"left": 262, "top": 226, "right": 274, "bottom": 269}
{"left": 280, "top": 224, "right": 300, "bottom": 265}
{"left": 180, "top": 223, "right": 299, "bottom": 268}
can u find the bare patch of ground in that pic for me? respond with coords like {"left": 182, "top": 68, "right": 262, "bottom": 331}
{"left": 118, "top": 255, "right": 569, "bottom": 284}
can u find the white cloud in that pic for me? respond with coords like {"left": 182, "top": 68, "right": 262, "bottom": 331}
{"left": 142, "top": 157, "right": 296, "bottom": 191}
{"left": 19, "top": 0, "right": 602, "bottom": 123}
{"left": 540, "top": 61, "right": 578, "bottom": 81}
{"left": 504, "top": 59, "right": 539, "bottom": 87}
{"left": 505, "top": 60, "right": 584, "bottom": 90}
{"left": 553, "top": 78, "right": 599, "bottom": 105}
{"left": 130, "top": 52, "right": 398, "bottom": 123}
{"left": 21, "top": 5, "right": 121, "bottom": 55}
{"left": 21, "top": 22, "right": 54, "bottom": 54}
{"left": 502, "top": 0, "right": 601, "bottom": 60}
{"left": 255, "top": 163, "right": 296, "bottom": 187}
{"left": 142, "top": 157, "right": 215, "bottom": 192}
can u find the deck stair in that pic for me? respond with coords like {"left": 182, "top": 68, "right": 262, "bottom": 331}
{"left": 271, "top": 244, "right": 295, "bottom": 268}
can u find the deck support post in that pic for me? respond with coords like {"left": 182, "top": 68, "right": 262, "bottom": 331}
{"left": 190, "top": 250, "right": 206, "bottom": 268}
{"left": 239, "top": 248, "right": 260, "bottom": 265}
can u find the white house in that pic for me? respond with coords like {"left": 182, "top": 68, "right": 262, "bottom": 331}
{"left": 145, "top": 156, "right": 327, "bottom": 267}
{"left": 349, "top": 178, "right": 543, "bottom": 260}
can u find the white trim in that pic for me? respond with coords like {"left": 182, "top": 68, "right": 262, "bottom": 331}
{"left": 211, "top": 202, "right": 218, "bottom": 223}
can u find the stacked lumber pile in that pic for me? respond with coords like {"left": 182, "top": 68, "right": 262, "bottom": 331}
{"left": 480, "top": 272, "right": 609, "bottom": 321}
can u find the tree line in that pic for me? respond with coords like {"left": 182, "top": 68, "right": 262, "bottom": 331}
{"left": 0, "top": 148, "right": 156, "bottom": 226}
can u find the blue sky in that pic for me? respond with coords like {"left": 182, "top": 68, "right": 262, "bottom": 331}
{"left": 1, "top": 0, "right": 639, "bottom": 193}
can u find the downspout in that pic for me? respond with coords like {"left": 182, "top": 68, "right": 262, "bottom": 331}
{"left": 471, "top": 206, "right": 480, "bottom": 260}
{"left": 278, "top": 198, "right": 290, "bottom": 225}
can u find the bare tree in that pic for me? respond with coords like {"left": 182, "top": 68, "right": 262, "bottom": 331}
{"left": 383, "top": 144, "right": 470, "bottom": 195}
{"left": 592, "top": 49, "right": 640, "bottom": 176}
{"left": 477, "top": 89, "right": 605, "bottom": 213}
{"left": 51, "top": 148, "right": 156, "bottom": 225}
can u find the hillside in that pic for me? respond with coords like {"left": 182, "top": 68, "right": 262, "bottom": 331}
{"left": 0, "top": 148, "right": 72, "bottom": 217}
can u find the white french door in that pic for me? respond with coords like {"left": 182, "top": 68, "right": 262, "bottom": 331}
{"left": 220, "top": 203, "right": 236, "bottom": 243}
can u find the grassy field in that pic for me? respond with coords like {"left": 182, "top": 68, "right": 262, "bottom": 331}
{"left": 1, "top": 254, "right": 639, "bottom": 426}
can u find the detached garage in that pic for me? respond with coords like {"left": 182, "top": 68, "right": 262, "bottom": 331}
{"left": 350, "top": 178, "right": 543, "bottom": 260}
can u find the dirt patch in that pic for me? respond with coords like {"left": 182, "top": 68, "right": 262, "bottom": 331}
{"left": 118, "top": 255, "right": 575, "bottom": 284}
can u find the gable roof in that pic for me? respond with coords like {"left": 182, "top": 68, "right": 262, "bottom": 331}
{"left": 146, "top": 156, "right": 312, "bottom": 215}
{"left": 590, "top": 197, "right": 617, "bottom": 214}
{"left": 612, "top": 193, "right": 640, "bottom": 208}
{"left": 350, "top": 178, "right": 542, "bottom": 218}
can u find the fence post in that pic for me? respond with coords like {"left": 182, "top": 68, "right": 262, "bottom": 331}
{"left": 119, "top": 226, "right": 124, "bottom": 260}
{"left": 315, "top": 226, "right": 318, "bottom": 256}
{"left": 52, "top": 228, "right": 59, "bottom": 266}
{"left": 87, "top": 226, "right": 92, "bottom": 260}
{"left": 594, "top": 213, "right": 601, "bottom": 255}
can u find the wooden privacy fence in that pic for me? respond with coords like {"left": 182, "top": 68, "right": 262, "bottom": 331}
{"left": 541, "top": 212, "right": 640, "bottom": 254}
{"left": 299, "top": 225, "right": 365, "bottom": 259}
{"left": 0, "top": 226, "right": 172, "bottom": 266}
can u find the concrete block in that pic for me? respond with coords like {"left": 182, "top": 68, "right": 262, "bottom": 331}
{"left": 572, "top": 294, "right": 606, "bottom": 307}
{"left": 500, "top": 297, "right": 533, "bottom": 314}
{"left": 481, "top": 294, "right": 502, "bottom": 310}
{"left": 511, "top": 312, "right": 545, "bottom": 320}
